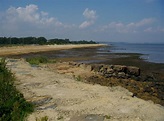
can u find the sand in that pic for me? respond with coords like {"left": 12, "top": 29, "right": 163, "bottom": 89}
{"left": 0, "top": 44, "right": 105, "bottom": 56}
{"left": 6, "top": 58, "right": 164, "bottom": 121}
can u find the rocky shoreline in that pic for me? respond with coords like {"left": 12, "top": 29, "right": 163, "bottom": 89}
{"left": 89, "top": 64, "right": 164, "bottom": 106}
{"left": 6, "top": 59, "right": 164, "bottom": 121}
{"left": 2, "top": 45, "right": 164, "bottom": 120}
{"left": 91, "top": 64, "right": 140, "bottom": 79}
{"left": 5, "top": 46, "right": 164, "bottom": 106}
{"left": 56, "top": 62, "right": 164, "bottom": 106}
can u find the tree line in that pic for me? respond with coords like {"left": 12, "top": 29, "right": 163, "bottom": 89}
{"left": 0, "top": 37, "right": 97, "bottom": 45}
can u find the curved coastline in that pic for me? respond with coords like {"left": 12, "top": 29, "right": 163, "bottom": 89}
{"left": 0, "top": 44, "right": 107, "bottom": 56}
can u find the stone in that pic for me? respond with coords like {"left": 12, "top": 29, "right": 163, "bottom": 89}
{"left": 107, "top": 68, "right": 114, "bottom": 74}
{"left": 118, "top": 72, "right": 126, "bottom": 78}
{"left": 86, "top": 65, "right": 92, "bottom": 71}
{"left": 91, "top": 65, "right": 103, "bottom": 72}
{"left": 113, "top": 65, "right": 127, "bottom": 72}
{"left": 127, "top": 66, "right": 140, "bottom": 76}
{"left": 27, "top": 95, "right": 52, "bottom": 106}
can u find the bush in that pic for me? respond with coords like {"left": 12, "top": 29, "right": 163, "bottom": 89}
{"left": 26, "top": 56, "right": 48, "bottom": 65}
{"left": 0, "top": 58, "right": 34, "bottom": 121}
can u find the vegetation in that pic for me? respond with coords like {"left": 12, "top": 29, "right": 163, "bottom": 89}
{"left": 75, "top": 75, "right": 82, "bottom": 82}
{"left": 104, "top": 115, "right": 111, "bottom": 119}
{"left": 0, "top": 58, "right": 34, "bottom": 121}
{"left": 36, "top": 116, "right": 48, "bottom": 121}
{"left": 26, "top": 56, "right": 48, "bottom": 65}
{"left": 0, "top": 37, "right": 97, "bottom": 46}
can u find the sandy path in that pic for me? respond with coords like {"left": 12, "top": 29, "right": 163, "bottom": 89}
{"left": 0, "top": 44, "right": 105, "bottom": 56}
{"left": 6, "top": 59, "right": 164, "bottom": 121}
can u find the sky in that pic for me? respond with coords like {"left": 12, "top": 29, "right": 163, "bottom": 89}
{"left": 0, "top": 0, "right": 164, "bottom": 43}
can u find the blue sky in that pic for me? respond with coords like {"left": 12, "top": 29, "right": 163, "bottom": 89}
{"left": 0, "top": 0, "right": 164, "bottom": 43}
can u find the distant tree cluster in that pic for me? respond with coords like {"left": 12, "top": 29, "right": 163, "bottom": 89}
{"left": 0, "top": 37, "right": 97, "bottom": 46}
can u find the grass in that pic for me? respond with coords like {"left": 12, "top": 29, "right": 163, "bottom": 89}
{"left": 75, "top": 75, "right": 82, "bottom": 81}
{"left": 0, "top": 58, "right": 34, "bottom": 121}
{"left": 26, "top": 56, "right": 48, "bottom": 65}
{"left": 36, "top": 116, "right": 48, "bottom": 121}
{"left": 104, "top": 115, "right": 111, "bottom": 119}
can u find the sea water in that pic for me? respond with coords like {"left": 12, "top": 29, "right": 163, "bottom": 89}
{"left": 105, "top": 42, "right": 164, "bottom": 64}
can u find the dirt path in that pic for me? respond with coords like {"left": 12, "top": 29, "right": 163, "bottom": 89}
{"left": 6, "top": 59, "right": 164, "bottom": 121}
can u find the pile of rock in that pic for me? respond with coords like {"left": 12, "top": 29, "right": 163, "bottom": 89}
{"left": 91, "top": 64, "right": 140, "bottom": 79}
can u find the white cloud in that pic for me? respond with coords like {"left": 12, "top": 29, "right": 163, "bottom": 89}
{"left": 100, "top": 18, "right": 156, "bottom": 33}
{"left": 2, "top": 4, "right": 65, "bottom": 28}
{"left": 144, "top": 27, "right": 153, "bottom": 32}
{"left": 79, "top": 20, "right": 94, "bottom": 29}
{"left": 79, "top": 8, "right": 97, "bottom": 29}
{"left": 0, "top": 4, "right": 78, "bottom": 37}
{"left": 83, "top": 8, "right": 97, "bottom": 20}
{"left": 7, "top": 4, "right": 40, "bottom": 23}
{"left": 135, "top": 18, "right": 155, "bottom": 27}
{"left": 144, "top": 27, "right": 164, "bottom": 33}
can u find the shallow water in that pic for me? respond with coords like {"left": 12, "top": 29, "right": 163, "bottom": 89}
{"left": 102, "top": 42, "right": 164, "bottom": 64}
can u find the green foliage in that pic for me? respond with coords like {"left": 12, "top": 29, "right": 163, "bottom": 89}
{"left": 26, "top": 56, "right": 48, "bottom": 65}
{"left": 75, "top": 75, "right": 82, "bottom": 81}
{"left": 104, "top": 115, "right": 111, "bottom": 119}
{"left": 0, "top": 36, "right": 97, "bottom": 46}
{"left": 0, "top": 58, "right": 34, "bottom": 121}
{"left": 36, "top": 116, "right": 48, "bottom": 121}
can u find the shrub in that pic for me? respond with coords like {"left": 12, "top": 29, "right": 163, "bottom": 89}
{"left": 26, "top": 56, "right": 48, "bottom": 65}
{"left": 75, "top": 75, "right": 82, "bottom": 81}
{"left": 36, "top": 116, "right": 48, "bottom": 121}
{"left": 0, "top": 58, "right": 34, "bottom": 121}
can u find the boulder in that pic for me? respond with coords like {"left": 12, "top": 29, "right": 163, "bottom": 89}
{"left": 118, "top": 72, "right": 126, "bottom": 78}
{"left": 27, "top": 95, "right": 52, "bottom": 106}
{"left": 107, "top": 68, "right": 114, "bottom": 74}
{"left": 127, "top": 66, "right": 140, "bottom": 76}
{"left": 92, "top": 64, "right": 105, "bottom": 72}
{"left": 113, "top": 65, "right": 127, "bottom": 72}
{"left": 91, "top": 64, "right": 140, "bottom": 79}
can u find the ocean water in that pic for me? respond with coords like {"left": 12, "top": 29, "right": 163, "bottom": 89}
{"left": 104, "top": 42, "right": 164, "bottom": 64}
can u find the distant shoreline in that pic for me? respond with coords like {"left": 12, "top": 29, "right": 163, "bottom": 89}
{"left": 0, "top": 44, "right": 106, "bottom": 56}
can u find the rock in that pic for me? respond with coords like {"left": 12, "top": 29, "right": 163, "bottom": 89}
{"left": 118, "top": 72, "right": 126, "bottom": 78}
{"left": 79, "top": 63, "right": 87, "bottom": 69}
{"left": 107, "top": 68, "right": 114, "bottom": 74}
{"left": 127, "top": 66, "right": 140, "bottom": 76}
{"left": 68, "top": 61, "right": 77, "bottom": 66}
{"left": 27, "top": 95, "right": 52, "bottom": 106}
{"left": 91, "top": 64, "right": 140, "bottom": 79}
{"left": 113, "top": 65, "right": 127, "bottom": 72}
{"left": 91, "top": 65, "right": 103, "bottom": 72}
{"left": 86, "top": 65, "right": 92, "bottom": 71}
{"left": 36, "top": 103, "right": 56, "bottom": 110}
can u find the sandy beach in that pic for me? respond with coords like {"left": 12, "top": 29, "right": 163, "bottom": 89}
{"left": 0, "top": 44, "right": 105, "bottom": 56}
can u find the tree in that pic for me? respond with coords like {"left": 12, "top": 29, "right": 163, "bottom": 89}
{"left": 37, "top": 37, "right": 47, "bottom": 45}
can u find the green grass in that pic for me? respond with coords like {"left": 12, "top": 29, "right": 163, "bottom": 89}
{"left": 0, "top": 58, "right": 34, "bottom": 121}
{"left": 104, "top": 115, "right": 111, "bottom": 119}
{"left": 36, "top": 116, "right": 48, "bottom": 121}
{"left": 26, "top": 56, "right": 48, "bottom": 65}
{"left": 75, "top": 75, "right": 82, "bottom": 81}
